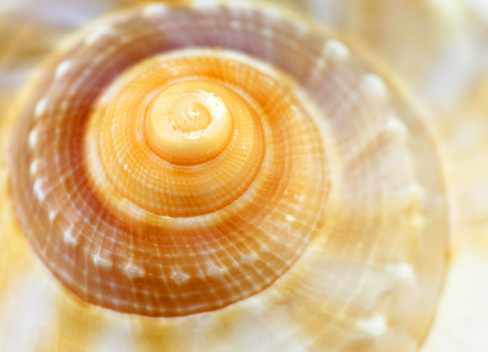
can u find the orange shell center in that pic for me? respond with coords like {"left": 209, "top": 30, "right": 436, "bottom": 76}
{"left": 145, "top": 80, "right": 235, "bottom": 165}
{"left": 28, "top": 47, "right": 331, "bottom": 317}
{"left": 171, "top": 95, "right": 213, "bottom": 134}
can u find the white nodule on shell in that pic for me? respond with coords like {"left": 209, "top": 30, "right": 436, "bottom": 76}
{"left": 191, "top": 0, "right": 220, "bottom": 10}
{"left": 48, "top": 210, "right": 58, "bottom": 222}
{"left": 172, "top": 271, "right": 190, "bottom": 284}
{"left": 125, "top": 263, "right": 145, "bottom": 279}
{"left": 84, "top": 25, "right": 115, "bottom": 46}
{"left": 35, "top": 98, "right": 48, "bottom": 118}
{"left": 33, "top": 179, "right": 47, "bottom": 202}
{"left": 286, "top": 214, "right": 295, "bottom": 222}
{"left": 361, "top": 74, "right": 388, "bottom": 99}
{"left": 261, "top": 5, "right": 283, "bottom": 22}
{"left": 357, "top": 314, "right": 387, "bottom": 337}
{"left": 388, "top": 262, "right": 417, "bottom": 285}
{"left": 226, "top": 1, "right": 254, "bottom": 13}
{"left": 59, "top": 270, "right": 74, "bottom": 284}
{"left": 92, "top": 252, "right": 113, "bottom": 269}
{"left": 241, "top": 252, "right": 258, "bottom": 265}
{"left": 63, "top": 225, "right": 80, "bottom": 246}
{"left": 29, "top": 159, "right": 42, "bottom": 175}
{"left": 55, "top": 60, "right": 73, "bottom": 80}
{"left": 386, "top": 115, "right": 408, "bottom": 138}
{"left": 206, "top": 262, "right": 227, "bottom": 276}
{"left": 28, "top": 129, "right": 39, "bottom": 149}
{"left": 324, "top": 39, "right": 349, "bottom": 60}
{"left": 142, "top": 3, "right": 168, "bottom": 17}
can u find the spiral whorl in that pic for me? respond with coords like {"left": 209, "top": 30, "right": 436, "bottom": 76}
{"left": 90, "top": 51, "right": 277, "bottom": 218}
{"left": 143, "top": 80, "right": 235, "bottom": 165}
{"left": 7, "top": 3, "right": 447, "bottom": 351}
{"left": 10, "top": 5, "right": 333, "bottom": 315}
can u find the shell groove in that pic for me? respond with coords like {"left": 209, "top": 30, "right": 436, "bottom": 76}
{"left": 2, "top": 1, "right": 450, "bottom": 351}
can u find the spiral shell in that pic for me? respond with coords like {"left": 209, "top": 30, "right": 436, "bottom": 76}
{"left": 0, "top": 0, "right": 468, "bottom": 351}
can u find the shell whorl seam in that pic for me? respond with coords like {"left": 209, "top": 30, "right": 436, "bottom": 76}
{"left": 92, "top": 53, "right": 271, "bottom": 217}
{"left": 9, "top": 4, "right": 332, "bottom": 317}
{"left": 7, "top": 3, "right": 447, "bottom": 349}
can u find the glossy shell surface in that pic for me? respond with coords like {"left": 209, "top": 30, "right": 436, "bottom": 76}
{"left": 0, "top": 1, "right": 487, "bottom": 352}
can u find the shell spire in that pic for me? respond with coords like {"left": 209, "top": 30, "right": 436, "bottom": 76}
{"left": 143, "top": 79, "right": 235, "bottom": 164}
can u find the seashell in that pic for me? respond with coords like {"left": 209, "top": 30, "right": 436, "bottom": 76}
{"left": 0, "top": 0, "right": 487, "bottom": 351}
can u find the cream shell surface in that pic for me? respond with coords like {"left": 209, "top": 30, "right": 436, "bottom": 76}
{"left": 0, "top": 0, "right": 487, "bottom": 351}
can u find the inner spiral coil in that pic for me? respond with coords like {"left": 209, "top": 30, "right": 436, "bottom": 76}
{"left": 10, "top": 5, "right": 331, "bottom": 316}
{"left": 8, "top": 4, "right": 446, "bottom": 341}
